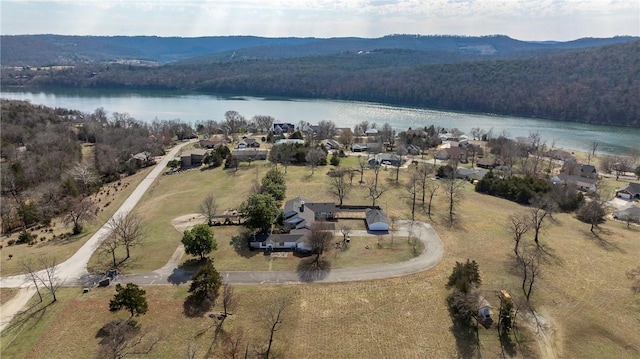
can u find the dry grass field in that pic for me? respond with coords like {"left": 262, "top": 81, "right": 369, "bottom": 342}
{"left": 2, "top": 154, "right": 640, "bottom": 358}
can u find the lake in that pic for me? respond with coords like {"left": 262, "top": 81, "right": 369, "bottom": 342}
{"left": 2, "top": 88, "right": 639, "bottom": 155}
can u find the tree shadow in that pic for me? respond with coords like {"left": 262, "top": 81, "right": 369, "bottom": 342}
{"left": 3, "top": 300, "right": 54, "bottom": 333}
{"left": 500, "top": 332, "right": 518, "bottom": 357}
{"left": 229, "top": 232, "right": 259, "bottom": 258}
{"left": 580, "top": 228, "right": 625, "bottom": 253}
{"left": 167, "top": 267, "right": 193, "bottom": 285}
{"left": 297, "top": 257, "right": 331, "bottom": 282}
{"left": 446, "top": 295, "right": 479, "bottom": 359}
{"left": 183, "top": 295, "right": 213, "bottom": 318}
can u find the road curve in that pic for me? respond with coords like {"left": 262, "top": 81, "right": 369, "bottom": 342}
{"left": 115, "top": 220, "right": 444, "bottom": 285}
{"left": 0, "top": 140, "right": 196, "bottom": 289}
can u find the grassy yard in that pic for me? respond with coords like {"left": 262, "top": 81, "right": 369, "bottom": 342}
{"left": 5, "top": 155, "right": 640, "bottom": 358}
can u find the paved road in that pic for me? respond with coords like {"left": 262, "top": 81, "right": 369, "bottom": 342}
{"left": 115, "top": 220, "right": 444, "bottom": 285}
{"left": 0, "top": 140, "right": 195, "bottom": 333}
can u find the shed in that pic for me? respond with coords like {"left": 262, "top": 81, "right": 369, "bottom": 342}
{"left": 365, "top": 208, "right": 389, "bottom": 231}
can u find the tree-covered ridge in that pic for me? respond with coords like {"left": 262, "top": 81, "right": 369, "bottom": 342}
{"left": 2, "top": 34, "right": 636, "bottom": 66}
{"left": 4, "top": 40, "right": 638, "bottom": 127}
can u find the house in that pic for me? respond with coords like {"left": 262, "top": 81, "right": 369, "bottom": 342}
{"left": 613, "top": 206, "right": 640, "bottom": 224}
{"left": 365, "top": 208, "right": 389, "bottom": 231}
{"left": 275, "top": 139, "right": 305, "bottom": 146}
{"left": 456, "top": 168, "right": 487, "bottom": 182}
{"left": 199, "top": 135, "right": 231, "bottom": 149}
{"left": 579, "top": 164, "right": 598, "bottom": 179}
{"left": 237, "top": 138, "right": 260, "bottom": 149}
{"left": 550, "top": 173, "right": 597, "bottom": 192}
{"left": 321, "top": 139, "right": 341, "bottom": 150}
{"left": 476, "top": 157, "right": 498, "bottom": 169}
{"left": 546, "top": 149, "right": 575, "bottom": 162}
{"left": 406, "top": 144, "right": 421, "bottom": 155}
{"left": 230, "top": 148, "right": 268, "bottom": 161}
{"left": 273, "top": 123, "right": 295, "bottom": 134}
{"left": 351, "top": 143, "right": 367, "bottom": 152}
{"left": 365, "top": 128, "right": 379, "bottom": 136}
{"left": 368, "top": 153, "right": 401, "bottom": 167}
{"left": 615, "top": 182, "right": 640, "bottom": 200}
{"left": 435, "top": 147, "right": 467, "bottom": 163}
{"left": 180, "top": 149, "right": 209, "bottom": 167}
{"left": 248, "top": 232, "right": 311, "bottom": 252}
{"left": 403, "top": 129, "right": 428, "bottom": 138}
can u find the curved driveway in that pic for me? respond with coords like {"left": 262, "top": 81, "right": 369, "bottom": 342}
{"left": 115, "top": 220, "right": 444, "bottom": 285}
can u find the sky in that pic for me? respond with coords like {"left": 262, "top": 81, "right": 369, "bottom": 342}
{"left": 1, "top": 0, "right": 638, "bottom": 41}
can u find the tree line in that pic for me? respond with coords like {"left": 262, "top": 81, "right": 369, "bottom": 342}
{"left": 3, "top": 40, "right": 638, "bottom": 127}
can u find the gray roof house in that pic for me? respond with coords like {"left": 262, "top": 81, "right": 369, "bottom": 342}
{"left": 579, "top": 164, "right": 598, "bottom": 179}
{"left": 365, "top": 208, "right": 389, "bottom": 231}
{"left": 613, "top": 206, "right": 640, "bottom": 224}
{"left": 615, "top": 182, "right": 640, "bottom": 200}
{"left": 550, "top": 173, "right": 596, "bottom": 192}
{"left": 456, "top": 168, "right": 487, "bottom": 181}
{"left": 368, "top": 153, "right": 401, "bottom": 167}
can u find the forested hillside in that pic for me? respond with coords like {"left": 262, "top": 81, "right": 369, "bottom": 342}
{"left": 3, "top": 40, "right": 638, "bottom": 127}
{"left": 0, "top": 100, "right": 195, "bottom": 234}
{"left": 2, "top": 34, "right": 636, "bottom": 66}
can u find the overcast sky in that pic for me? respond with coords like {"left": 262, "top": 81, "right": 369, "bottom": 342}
{"left": 1, "top": 0, "right": 638, "bottom": 41}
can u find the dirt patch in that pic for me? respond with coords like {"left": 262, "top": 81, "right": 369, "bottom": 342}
{"left": 520, "top": 309, "right": 561, "bottom": 359}
{"left": 170, "top": 214, "right": 206, "bottom": 234}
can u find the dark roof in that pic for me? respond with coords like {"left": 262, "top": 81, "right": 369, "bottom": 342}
{"left": 618, "top": 182, "right": 640, "bottom": 195}
{"left": 365, "top": 208, "right": 389, "bottom": 225}
{"left": 284, "top": 217, "right": 305, "bottom": 226}
{"left": 553, "top": 173, "right": 596, "bottom": 185}
{"left": 580, "top": 164, "right": 597, "bottom": 173}
{"left": 284, "top": 210, "right": 298, "bottom": 219}
{"left": 613, "top": 206, "right": 640, "bottom": 220}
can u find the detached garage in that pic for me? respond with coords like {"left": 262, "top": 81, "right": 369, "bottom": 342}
{"left": 365, "top": 209, "right": 389, "bottom": 232}
{"left": 616, "top": 182, "right": 640, "bottom": 200}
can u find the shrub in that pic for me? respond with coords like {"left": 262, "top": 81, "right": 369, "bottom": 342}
{"left": 18, "top": 232, "right": 31, "bottom": 244}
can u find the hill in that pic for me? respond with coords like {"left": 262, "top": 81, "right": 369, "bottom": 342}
{"left": 3, "top": 40, "right": 638, "bottom": 127}
{"left": 1, "top": 34, "right": 637, "bottom": 66}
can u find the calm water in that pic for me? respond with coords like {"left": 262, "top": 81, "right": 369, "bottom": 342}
{"left": 2, "top": 88, "right": 639, "bottom": 155}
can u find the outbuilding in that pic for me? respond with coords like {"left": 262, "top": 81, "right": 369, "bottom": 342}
{"left": 365, "top": 208, "right": 389, "bottom": 231}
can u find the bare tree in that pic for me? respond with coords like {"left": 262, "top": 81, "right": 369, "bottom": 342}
{"left": 199, "top": 194, "right": 218, "bottom": 226}
{"left": 100, "top": 234, "right": 121, "bottom": 268}
{"left": 263, "top": 296, "right": 291, "bottom": 359}
{"left": 219, "top": 283, "right": 237, "bottom": 329}
{"left": 21, "top": 260, "right": 43, "bottom": 302}
{"left": 37, "top": 256, "right": 60, "bottom": 302}
{"left": 338, "top": 128, "right": 354, "bottom": 149}
{"left": 364, "top": 164, "right": 389, "bottom": 207}
{"left": 517, "top": 243, "right": 542, "bottom": 302}
{"left": 63, "top": 197, "right": 97, "bottom": 234}
{"left": 224, "top": 111, "right": 247, "bottom": 134}
{"left": 327, "top": 169, "right": 351, "bottom": 205}
{"left": 339, "top": 225, "right": 351, "bottom": 245}
{"left": 223, "top": 328, "right": 246, "bottom": 359}
{"left": 394, "top": 146, "right": 408, "bottom": 182}
{"left": 508, "top": 213, "right": 530, "bottom": 258}
{"left": 108, "top": 212, "right": 146, "bottom": 261}
{"left": 252, "top": 115, "right": 274, "bottom": 133}
{"left": 576, "top": 200, "right": 607, "bottom": 234}
{"left": 414, "top": 163, "right": 433, "bottom": 206}
{"left": 590, "top": 140, "right": 599, "bottom": 158}
{"left": 357, "top": 155, "right": 368, "bottom": 183}
{"left": 308, "top": 221, "right": 334, "bottom": 266}
{"left": 529, "top": 200, "right": 551, "bottom": 247}
{"left": 425, "top": 180, "right": 439, "bottom": 220}
{"left": 441, "top": 175, "right": 465, "bottom": 226}
{"left": 316, "top": 120, "right": 337, "bottom": 140}
{"left": 68, "top": 162, "right": 99, "bottom": 194}
{"left": 305, "top": 148, "right": 326, "bottom": 175}
{"left": 405, "top": 173, "right": 421, "bottom": 221}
